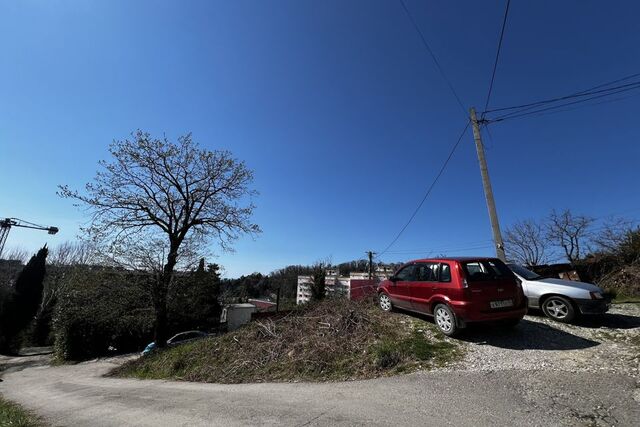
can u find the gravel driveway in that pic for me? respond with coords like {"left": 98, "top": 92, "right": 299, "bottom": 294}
{"left": 1, "top": 304, "right": 639, "bottom": 426}
{"left": 442, "top": 303, "right": 640, "bottom": 375}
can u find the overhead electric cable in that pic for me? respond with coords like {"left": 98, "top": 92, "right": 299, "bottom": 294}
{"left": 483, "top": 73, "right": 640, "bottom": 115}
{"left": 483, "top": 0, "right": 512, "bottom": 113}
{"left": 399, "top": 0, "right": 467, "bottom": 115}
{"left": 488, "top": 83, "right": 640, "bottom": 122}
{"left": 377, "top": 121, "right": 471, "bottom": 257}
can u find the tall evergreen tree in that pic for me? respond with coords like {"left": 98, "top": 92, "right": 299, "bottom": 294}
{"left": 0, "top": 246, "right": 48, "bottom": 354}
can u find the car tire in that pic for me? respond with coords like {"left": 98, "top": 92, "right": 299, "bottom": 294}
{"left": 378, "top": 292, "right": 393, "bottom": 312}
{"left": 434, "top": 304, "right": 458, "bottom": 337}
{"left": 541, "top": 296, "right": 576, "bottom": 323}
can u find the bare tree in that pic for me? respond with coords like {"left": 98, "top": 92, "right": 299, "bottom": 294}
{"left": 504, "top": 219, "right": 551, "bottom": 266}
{"left": 36, "top": 241, "right": 97, "bottom": 340}
{"left": 591, "top": 217, "right": 635, "bottom": 254}
{"left": 58, "top": 131, "right": 260, "bottom": 345}
{"left": 547, "top": 209, "right": 594, "bottom": 265}
{"left": 1, "top": 247, "right": 29, "bottom": 263}
{"left": 48, "top": 241, "right": 95, "bottom": 267}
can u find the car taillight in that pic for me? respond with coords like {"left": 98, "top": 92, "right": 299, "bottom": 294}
{"left": 590, "top": 292, "right": 603, "bottom": 300}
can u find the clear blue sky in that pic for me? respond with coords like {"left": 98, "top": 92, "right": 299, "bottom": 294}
{"left": 1, "top": 1, "right": 639, "bottom": 277}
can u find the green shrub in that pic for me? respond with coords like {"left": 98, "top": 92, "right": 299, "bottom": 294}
{"left": 53, "top": 267, "right": 155, "bottom": 360}
{"left": 53, "top": 263, "right": 223, "bottom": 361}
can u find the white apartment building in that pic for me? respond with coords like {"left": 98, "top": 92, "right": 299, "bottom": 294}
{"left": 296, "top": 266, "right": 395, "bottom": 305}
{"left": 296, "top": 270, "right": 348, "bottom": 305}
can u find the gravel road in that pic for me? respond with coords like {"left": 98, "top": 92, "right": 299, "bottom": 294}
{"left": 442, "top": 303, "right": 640, "bottom": 376}
{"left": 1, "top": 304, "right": 639, "bottom": 426}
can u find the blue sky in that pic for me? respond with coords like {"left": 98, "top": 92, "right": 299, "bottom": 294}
{"left": 1, "top": 0, "right": 639, "bottom": 277}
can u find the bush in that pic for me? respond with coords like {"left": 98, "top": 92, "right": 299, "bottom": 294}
{"left": 168, "top": 260, "right": 222, "bottom": 333}
{"left": 597, "top": 262, "right": 640, "bottom": 299}
{"left": 53, "top": 267, "right": 155, "bottom": 360}
{"left": 53, "top": 263, "right": 224, "bottom": 361}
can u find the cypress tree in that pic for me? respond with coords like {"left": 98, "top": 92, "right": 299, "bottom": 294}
{"left": 0, "top": 246, "right": 48, "bottom": 354}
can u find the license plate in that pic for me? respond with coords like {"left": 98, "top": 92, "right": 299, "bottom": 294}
{"left": 490, "top": 299, "right": 513, "bottom": 309}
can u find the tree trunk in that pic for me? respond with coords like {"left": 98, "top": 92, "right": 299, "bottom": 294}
{"left": 154, "top": 299, "right": 169, "bottom": 347}
{"left": 154, "top": 244, "right": 179, "bottom": 347}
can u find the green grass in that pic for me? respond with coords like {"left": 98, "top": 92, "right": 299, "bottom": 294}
{"left": 0, "top": 396, "right": 44, "bottom": 427}
{"left": 611, "top": 295, "right": 640, "bottom": 304}
{"left": 111, "top": 299, "right": 463, "bottom": 383}
{"left": 371, "top": 330, "right": 459, "bottom": 372}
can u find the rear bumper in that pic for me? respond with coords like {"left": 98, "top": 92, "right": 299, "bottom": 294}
{"left": 449, "top": 299, "right": 528, "bottom": 325}
{"left": 575, "top": 298, "right": 610, "bottom": 315}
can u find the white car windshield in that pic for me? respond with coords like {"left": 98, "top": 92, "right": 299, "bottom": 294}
{"left": 508, "top": 264, "right": 542, "bottom": 280}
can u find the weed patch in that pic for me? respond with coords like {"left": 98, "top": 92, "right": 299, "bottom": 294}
{"left": 0, "top": 396, "right": 44, "bottom": 427}
{"left": 111, "top": 299, "right": 462, "bottom": 383}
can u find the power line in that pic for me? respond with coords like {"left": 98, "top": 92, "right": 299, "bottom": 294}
{"left": 483, "top": 72, "right": 640, "bottom": 115}
{"left": 377, "top": 121, "right": 471, "bottom": 257}
{"left": 483, "top": 0, "right": 512, "bottom": 113}
{"left": 398, "top": 0, "right": 467, "bottom": 115}
{"left": 384, "top": 243, "right": 495, "bottom": 256}
{"left": 488, "top": 82, "right": 640, "bottom": 122}
{"left": 487, "top": 91, "right": 640, "bottom": 123}
{"left": 489, "top": 80, "right": 640, "bottom": 120}
{"left": 383, "top": 239, "right": 494, "bottom": 254}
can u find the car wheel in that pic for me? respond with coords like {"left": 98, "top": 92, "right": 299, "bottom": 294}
{"left": 378, "top": 293, "right": 393, "bottom": 312}
{"left": 542, "top": 296, "right": 576, "bottom": 323}
{"left": 434, "top": 304, "right": 458, "bottom": 336}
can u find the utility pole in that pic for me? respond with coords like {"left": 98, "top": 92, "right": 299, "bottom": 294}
{"left": 469, "top": 108, "right": 506, "bottom": 262}
{"left": 366, "top": 251, "right": 376, "bottom": 280}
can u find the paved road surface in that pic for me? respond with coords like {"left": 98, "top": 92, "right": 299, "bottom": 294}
{"left": 1, "top": 355, "right": 639, "bottom": 426}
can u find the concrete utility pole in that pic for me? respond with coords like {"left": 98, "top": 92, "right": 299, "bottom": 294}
{"left": 469, "top": 108, "right": 506, "bottom": 262}
{"left": 366, "top": 251, "right": 376, "bottom": 280}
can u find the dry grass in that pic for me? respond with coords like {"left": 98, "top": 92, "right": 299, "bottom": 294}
{"left": 600, "top": 263, "right": 640, "bottom": 301}
{"left": 110, "top": 298, "right": 462, "bottom": 383}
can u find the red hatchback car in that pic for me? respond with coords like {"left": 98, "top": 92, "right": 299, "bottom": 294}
{"left": 378, "top": 257, "right": 527, "bottom": 336}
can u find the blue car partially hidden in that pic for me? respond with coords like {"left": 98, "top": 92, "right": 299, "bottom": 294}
{"left": 141, "top": 330, "right": 208, "bottom": 356}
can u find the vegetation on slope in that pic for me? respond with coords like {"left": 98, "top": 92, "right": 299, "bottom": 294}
{"left": 0, "top": 396, "right": 44, "bottom": 427}
{"left": 111, "top": 299, "right": 462, "bottom": 383}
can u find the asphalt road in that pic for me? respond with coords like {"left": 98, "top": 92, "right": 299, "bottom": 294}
{"left": 1, "top": 355, "right": 639, "bottom": 426}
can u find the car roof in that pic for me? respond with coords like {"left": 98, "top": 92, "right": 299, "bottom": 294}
{"left": 172, "top": 330, "right": 204, "bottom": 337}
{"left": 407, "top": 256, "right": 499, "bottom": 263}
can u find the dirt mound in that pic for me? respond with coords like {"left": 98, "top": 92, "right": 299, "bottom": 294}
{"left": 111, "top": 298, "right": 461, "bottom": 383}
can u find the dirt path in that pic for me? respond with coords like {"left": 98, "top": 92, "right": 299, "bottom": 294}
{"left": 1, "top": 305, "right": 639, "bottom": 426}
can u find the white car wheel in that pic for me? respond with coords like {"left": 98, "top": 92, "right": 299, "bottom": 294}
{"left": 542, "top": 296, "right": 576, "bottom": 323}
{"left": 434, "top": 304, "right": 458, "bottom": 336}
{"left": 379, "top": 293, "right": 392, "bottom": 312}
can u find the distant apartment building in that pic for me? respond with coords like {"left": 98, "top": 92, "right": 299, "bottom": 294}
{"left": 296, "top": 266, "right": 394, "bottom": 305}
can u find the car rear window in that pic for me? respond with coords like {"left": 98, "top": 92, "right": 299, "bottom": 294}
{"left": 462, "top": 260, "right": 512, "bottom": 282}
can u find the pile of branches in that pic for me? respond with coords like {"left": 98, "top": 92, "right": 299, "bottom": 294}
{"left": 196, "top": 298, "right": 392, "bottom": 382}
{"left": 113, "top": 297, "right": 443, "bottom": 383}
{"left": 598, "top": 261, "right": 640, "bottom": 298}
{"left": 112, "top": 297, "right": 460, "bottom": 383}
